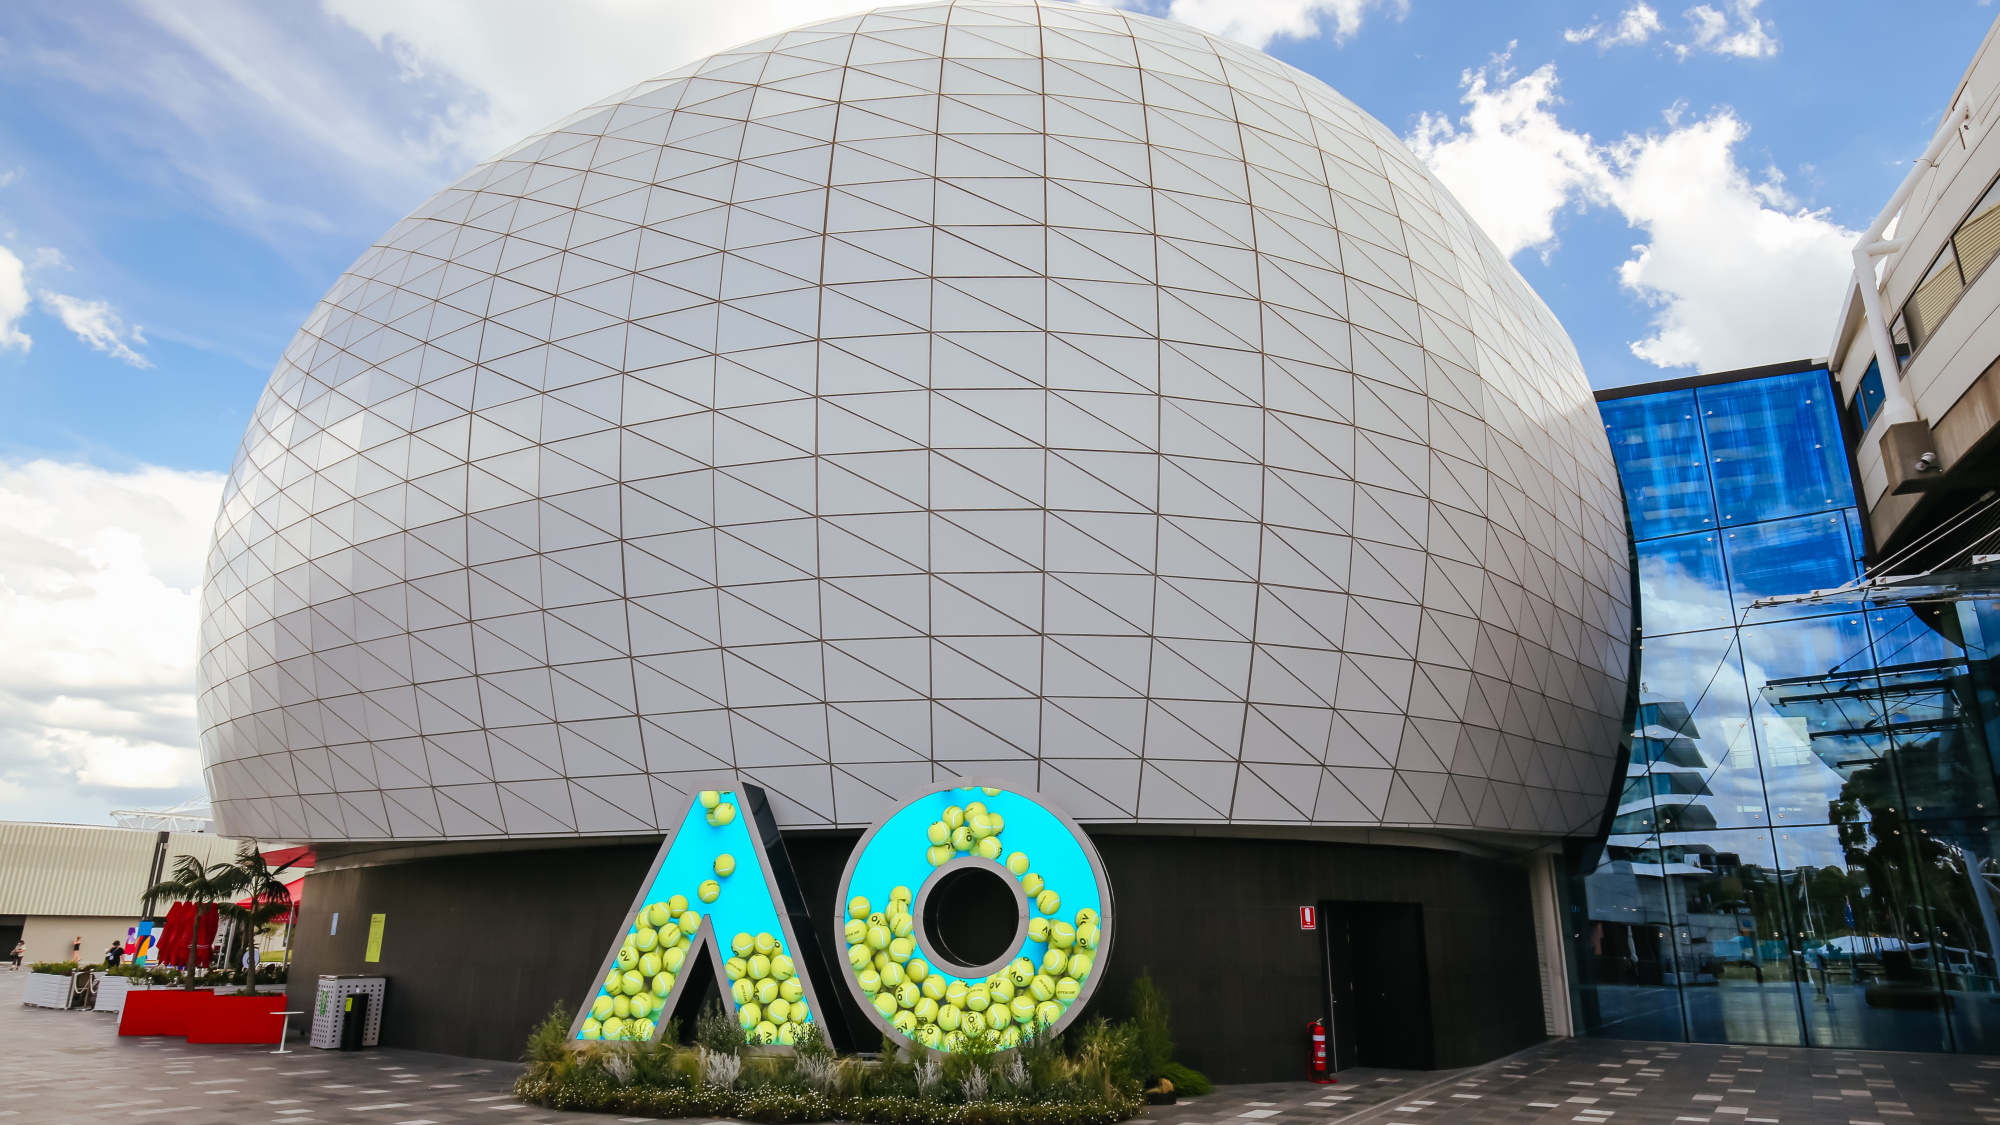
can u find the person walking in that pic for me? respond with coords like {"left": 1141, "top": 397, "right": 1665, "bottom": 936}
{"left": 104, "top": 940, "right": 124, "bottom": 969}
{"left": 8, "top": 940, "right": 23, "bottom": 970}
{"left": 69, "top": 935, "right": 81, "bottom": 962}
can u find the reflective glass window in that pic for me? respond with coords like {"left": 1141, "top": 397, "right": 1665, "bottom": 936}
{"left": 1631, "top": 630, "right": 1767, "bottom": 832}
{"left": 1636, "top": 531, "right": 1731, "bottom": 635}
{"left": 1600, "top": 390, "right": 1715, "bottom": 539}
{"left": 1727, "top": 512, "right": 1861, "bottom": 625}
{"left": 1697, "top": 372, "right": 1852, "bottom": 525}
{"left": 1850, "top": 360, "right": 1886, "bottom": 434}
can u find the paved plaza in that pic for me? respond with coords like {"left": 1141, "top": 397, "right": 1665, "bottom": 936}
{"left": 7, "top": 996, "right": 2000, "bottom": 1124}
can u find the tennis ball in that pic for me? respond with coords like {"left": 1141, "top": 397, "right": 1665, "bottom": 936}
{"left": 1035, "top": 1000, "right": 1062, "bottom": 1027}
{"left": 937, "top": 1004, "right": 962, "bottom": 1032}
{"left": 707, "top": 802, "right": 737, "bottom": 827}
{"left": 629, "top": 993, "right": 652, "bottom": 1019}
{"left": 754, "top": 932, "right": 777, "bottom": 956}
{"left": 843, "top": 919, "right": 866, "bottom": 945}
{"left": 791, "top": 1000, "right": 810, "bottom": 1023}
{"left": 638, "top": 1017, "right": 658, "bottom": 1041}
{"left": 617, "top": 946, "right": 638, "bottom": 970}
{"left": 779, "top": 1021, "right": 800, "bottom": 1046}
{"left": 848, "top": 943, "right": 871, "bottom": 970}
{"left": 592, "top": 995, "right": 614, "bottom": 1020}
{"left": 906, "top": 959, "right": 930, "bottom": 984}
{"left": 1029, "top": 974, "right": 1055, "bottom": 1001}
{"left": 922, "top": 975, "right": 946, "bottom": 1001}
{"left": 602, "top": 1016, "right": 626, "bottom": 1039}
{"left": 749, "top": 954, "right": 771, "bottom": 980}
{"left": 916, "top": 1023, "right": 941, "bottom": 1049}
{"left": 858, "top": 969, "right": 880, "bottom": 994}
{"left": 726, "top": 957, "right": 748, "bottom": 982}
{"left": 963, "top": 1010, "right": 987, "bottom": 1036}
{"left": 646, "top": 903, "right": 671, "bottom": 928}
{"left": 989, "top": 978, "right": 1015, "bottom": 1004}
{"left": 667, "top": 894, "right": 689, "bottom": 916}
{"left": 622, "top": 969, "right": 645, "bottom": 995}
{"left": 1066, "top": 952, "right": 1092, "bottom": 980}
{"left": 1049, "top": 921, "right": 1075, "bottom": 949}
{"left": 872, "top": 992, "right": 899, "bottom": 1019}
{"left": 653, "top": 972, "right": 674, "bottom": 997}
{"left": 914, "top": 997, "right": 939, "bottom": 1024}
{"left": 944, "top": 1030, "right": 968, "bottom": 1053}
{"left": 873, "top": 950, "right": 891, "bottom": 972}
{"left": 989, "top": 813, "right": 1004, "bottom": 832}
{"left": 944, "top": 805, "right": 965, "bottom": 829}
{"left": 735, "top": 1001, "right": 759, "bottom": 1030}
{"left": 665, "top": 947, "right": 686, "bottom": 973}
{"left": 867, "top": 911, "right": 887, "bottom": 930}
{"left": 580, "top": 1018, "right": 602, "bottom": 1040}
{"left": 965, "top": 801, "right": 987, "bottom": 818}
{"left": 1074, "top": 908, "right": 1098, "bottom": 928}
{"left": 968, "top": 813, "right": 994, "bottom": 840}
{"left": 896, "top": 981, "right": 920, "bottom": 1009}
{"left": 889, "top": 936, "right": 915, "bottom": 963}
{"left": 945, "top": 981, "right": 969, "bottom": 1007}
{"left": 867, "top": 924, "right": 890, "bottom": 951}
{"left": 890, "top": 912, "right": 914, "bottom": 938}
{"left": 892, "top": 1008, "right": 917, "bottom": 1033}
{"left": 613, "top": 995, "right": 631, "bottom": 1019}
{"left": 966, "top": 986, "right": 990, "bottom": 1012}
{"left": 678, "top": 910, "right": 700, "bottom": 935}
{"left": 756, "top": 978, "right": 779, "bottom": 1005}
{"left": 976, "top": 837, "right": 1002, "bottom": 860}
{"left": 890, "top": 883, "right": 912, "bottom": 903}
{"left": 983, "top": 786, "right": 1001, "bottom": 796}
{"left": 1006, "top": 852, "right": 1030, "bottom": 875}
{"left": 698, "top": 880, "right": 721, "bottom": 903}
{"left": 1077, "top": 922, "right": 1100, "bottom": 950}
{"left": 714, "top": 854, "right": 736, "bottom": 877}
{"left": 1041, "top": 950, "right": 1068, "bottom": 975}
{"left": 1028, "top": 918, "right": 1049, "bottom": 943}
{"left": 730, "top": 932, "right": 753, "bottom": 957}
{"left": 732, "top": 978, "right": 754, "bottom": 1005}
{"left": 1007, "top": 958, "right": 1034, "bottom": 987}
{"left": 1010, "top": 994, "right": 1037, "bottom": 1024}
{"left": 755, "top": 1020, "right": 778, "bottom": 1045}
{"left": 606, "top": 969, "right": 623, "bottom": 991}
{"left": 1054, "top": 978, "right": 1080, "bottom": 1002}
{"left": 927, "top": 846, "right": 954, "bottom": 867}
{"left": 1021, "top": 873, "right": 1045, "bottom": 897}
{"left": 951, "top": 826, "right": 974, "bottom": 851}
{"left": 849, "top": 896, "right": 870, "bottom": 921}
{"left": 700, "top": 790, "right": 722, "bottom": 809}
{"left": 771, "top": 954, "right": 795, "bottom": 980}
{"left": 639, "top": 951, "right": 661, "bottom": 978}
{"left": 767, "top": 996, "right": 791, "bottom": 1023}
{"left": 1001, "top": 1025, "right": 1022, "bottom": 1050}
{"left": 879, "top": 961, "right": 906, "bottom": 990}
{"left": 634, "top": 926, "right": 659, "bottom": 952}
{"left": 927, "top": 821, "right": 950, "bottom": 845}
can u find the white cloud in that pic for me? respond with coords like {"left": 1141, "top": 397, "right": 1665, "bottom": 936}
{"left": 0, "top": 460, "right": 224, "bottom": 823}
{"left": 38, "top": 292, "right": 152, "bottom": 368}
{"left": 1140, "top": 0, "right": 1407, "bottom": 48}
{"left": 1564, "top": 4, "right": 1663, "bottom": 48}
{"left": 1408, "top": 61, "right": 1854, "bottom": 371}
{"left": 1681, "top": 0, "right": 1778, "bottom": 58}
{"left": 1408, "top": 58, "right": 1608, "bottom": 257}
{"left": 0, "top": 244, "right": 30, "bottom": 354}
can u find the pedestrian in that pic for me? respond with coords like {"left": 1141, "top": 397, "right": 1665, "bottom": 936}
{"left": 105, "top": 940, "right": 124, "bottom": 969}
{"left": 8, "top": 940, "right": 22, "bottom": 970}
{"left": 69, "top": 935, "right": 81, "bottom": 962}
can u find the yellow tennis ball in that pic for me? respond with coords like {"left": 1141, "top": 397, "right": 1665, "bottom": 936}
{"left": 749, "top": 954, "right": 772, "bottom": 980}
{"left": 916, "top": 1023, "right": 941, "bottom": 1049}
{"left": 1029, "top": 974, "right": 1055, "bottom": 1002}
{"left": 622, "top": 969, "right": 645, "bottom": 994}
{"left": 844, "top": 919, "right": 867, "bottom": 945}
{"left": 646, "top": 903, "right": 671, "bottom": 928}
{"left": 791, "top": 1000, "right": 810, "bottom": 1023}
{"left": 1036, "top": 1000, "right": 1062, "bottom": 1027}
{"left": 1028, "top": 918, "right": 1049, "bottom": 943}
{"left": 892, "top": 1008, "right": 917, "bottom": 1033}
{"left": 927, "top": 846, "right": 954, "bottom": 867}
{"left": 1041, "top": 949, "right": 1068, "bottom": 975}
{"left": 989, "top": 978, "right": 1015, "bottom": 1003}
{"left": 754, "top": 1019, "right": 777, "bottom": 1044}
{"left": 754, "top": 932, "right": 777, "bottom": 956}
{"left": 768, "top": 997, "right": 790, "bottom": 1023}
{"left": 1007, "top": 958, "right": 1034, "bottom": 987}
{"left": 779, "top": 1021, "right": 800, "bottom": 1046}
{"left": 928, "top": 820, "right": 950, "bottom": 845}
{"left": 707, "top": 802, "right": 736, "bottom": 827}
{"left": 714, "top": 854, "right": 736, "bottom": 877}
{"left": 678, "top": 910, "right": 700, "bottom": 935}
{"left": 944, "top": 1030, "right": 967, "bottom": 1053}
{"left": 698, "top": 880, "right": 721, "bottom": 903}
{"left": 756, "top": 978, "right": 779, "bottom": 1005}
{"left": 592, "top": 995, "right": 614, "bottom": 1020}
{"left": 891, "top": 884, "right": 912, "bottom": 903}
{"left": 731, "top": 932, "right": 754, "bottom": 957}
{"left": 732, "top": 978, "right": 754, "bottom": 1005}
{"left": 1054, "top": 977, "right": 1080, "bottom": 1002}
{"left": 664, "top": 947, "right": 686, "bottom": 972}
{"left": 872, "top": 992, "right": 899, "bottom": 1019}
{"left": 858, "top": 969, "right": 880, "bottom": 994}
{"left": 982, "top": 786, "right": 1001, "bottom": 797}
{"left": 1074, "top": 908, "right": 1099, "bottom": 928}
{"left": 612, "top": 994, "right": 631, "bottom": 1019}
{"left": 617, "top": 946, "right": 638, "bottom": 970}
{"left": 951, "top": 826, "right": 974, "bottom": 851}
{"left": 634, "top": 926, "right": 659, "bottom": 952}
{"left": 989, "top": 813, "right": 1005, "bottom": 832}
{"left": 1066, "top": 952, "right": 1092, "bottom": 980}
{"left": 976, "top": 836, "right": 1002, "bottom": 860}
{"left": 580, "top": 1018, "right": 602, "bottom": 1040}
{"left": 969, "top": 813, "right": 994, "bottom": 840}
{"left": 629, "top": 992, "right": 653, "bottom": 1019}
{"left": 922, "top": 975, "right": 946, "bottom": 1001}
{"left": 700, "top": 790, "right": 722, "bottom": 809}
{"left": 1077, "top": 922, "right": 1100, "bottom": 950}
{"left": 606, "top": 969, "right": 623, "bottom": 991}
{"left": 639, "top": 951, "right": 661, "bottom": 977}
{"left": 780, "top": 978, "right": 804, "bottom": 1002}
{"left": 1021, "top": 873, "right": 1045, "bottom": 897}
{"left": 937, "top": 1004, "right": 962, "bottom": 1031}
{"left": 873, "top": 950, "right": 891, "bottom": 971}
{"left": 963, "top": 1009, "right": 988, "bottom": 1035}
{"left": 889, "top": 936, "right": 915, "bottom": 963}
{"left": 943, "top": 805, "right": 965, "bottom": 829}
{"left": 1049, "top": 921, "right": 1075, "bottom": 949}
{"left": 726, "top": 957, "right": 748, "bottom": 981}
{"left": 906, "top": 959, "right": 930, "bottom": 984}
{"left": 653, "top": 972, "right": 674, "bottom": 997}
{"left": 863, "top": 924, "right": 887, "bottom": 951}
{"left": 945, "top": 980, "right": 969, "bottom": 1006}
{"left": 890, "top": 913, "right": 914, "bottom": 938}
{"left": 965, "top": 800, "right": 987, "bottom": 817}
{"left": 966, "top": 986, "right": 990, "bottom": 1012}
{"left": 771, "top": 954, "right": 795, "bottom": 980}
{"left": 1009, "top": 994, "right": 1037, "bottom": 1024}
{"left": 880, "top": 961, "right": 906, "bottom": 989}
{"left": 848, "top": 943, "right": 871, "bottom": 970}
{"left": 602, "top": 1016, "right": 626, "bottom": 1039}
{"left": 896, "top": 981, "right": 920, "bottom": 1009}
{"left": 667, "top": 894, "right": 689, "bottom": 915}
{"left": 738, "top": 1002, "right": 760, "bottom": 1029}
{"left": 849, "top": 896, "right": 870, "bottom": 920}
{"left": 1006, "top": 852, "right": 1030, "bottom": 875}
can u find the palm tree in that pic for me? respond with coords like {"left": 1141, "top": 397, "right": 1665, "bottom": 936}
{"left": 143, "top": 855, "right": 249, "bottom": 989}
{"left": 218, "top": 847, "right": 301, "bottom": 994}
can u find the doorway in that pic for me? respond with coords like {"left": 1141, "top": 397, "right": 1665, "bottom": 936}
{"left": 1320, "top": 901, "right": 1433, "bottom": 1070}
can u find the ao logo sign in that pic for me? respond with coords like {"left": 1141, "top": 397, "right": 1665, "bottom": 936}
{"left": 570, "top": 780, "right": 1113, "bottom": 1054}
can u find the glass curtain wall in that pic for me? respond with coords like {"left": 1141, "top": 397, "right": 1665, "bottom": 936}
{"left": 1571, "top": 367, "right": 2000, "bottom": 1052}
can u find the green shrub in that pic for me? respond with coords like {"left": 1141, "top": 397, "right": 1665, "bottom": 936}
{"left": 1157, "top": 1063, "right": 1210, "bottom": 1096}
{"left": 1126, "top": 976, "right": 1172, "bottom": 1080}
{"left": 28, "top": 961, "right": 89, "bottom": 975}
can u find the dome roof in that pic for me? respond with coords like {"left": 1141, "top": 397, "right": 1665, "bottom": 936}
{"left": 197, "top": 0, "right": 1631, "bottom": 841}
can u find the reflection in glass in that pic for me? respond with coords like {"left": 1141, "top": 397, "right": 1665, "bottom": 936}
{"left": 1635, "top": 532, "right": 1731, "bottom": 635}
{"left": 1697, "top": 371, "right": 1852, "bottom": 526}
{"left": 1600, "top": 390, "right": 1715, "bottom": 540}
{"left": 1632, "top": 631, "right": 1769, "bottom": 832}
{"left": 1726, "top": 512, "right": 1861, "bottom": 624}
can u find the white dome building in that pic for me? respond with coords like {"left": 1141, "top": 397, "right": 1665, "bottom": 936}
{"left": 197, "top": 0, "right": 1630, "bottom": 848}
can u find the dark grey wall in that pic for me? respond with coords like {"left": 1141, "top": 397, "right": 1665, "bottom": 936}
{"left": 287, "top": 832, "right": 1545, "bottom": 1077}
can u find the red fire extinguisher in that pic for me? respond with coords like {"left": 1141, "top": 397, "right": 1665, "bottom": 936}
{"left": 1308, "top": 1018, "right": 1335, "bottom": 1084}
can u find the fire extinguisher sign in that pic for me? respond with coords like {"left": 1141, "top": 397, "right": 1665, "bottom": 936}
{"left": 1299, "top": 905, "right": 1317, "bottom": 930}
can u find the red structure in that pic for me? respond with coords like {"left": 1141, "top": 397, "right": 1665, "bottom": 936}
{"left": 119, "top": 989, "right": 288, "bottom": 1043}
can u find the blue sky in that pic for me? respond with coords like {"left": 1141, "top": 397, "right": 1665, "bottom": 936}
{"left": 0, "top": 0, "right": 1990, "bottom": 823}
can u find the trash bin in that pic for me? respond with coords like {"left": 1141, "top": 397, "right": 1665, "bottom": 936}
{"left": 309, "top": 975, "right": 385, "bottom": 1050}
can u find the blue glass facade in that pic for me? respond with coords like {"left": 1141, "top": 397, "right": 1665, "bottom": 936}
{"left": 1571, "top": 365, "right": 2000, "bottom": 1052}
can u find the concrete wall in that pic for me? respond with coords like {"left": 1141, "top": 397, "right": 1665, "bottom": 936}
{"left": 287, "top": 831, "right": 1546, "bottom": 1079}
{"left": 20, "top": 915, "right": 135, "bottom": 965}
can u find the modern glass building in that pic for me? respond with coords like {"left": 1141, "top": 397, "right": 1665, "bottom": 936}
{"left": 1572, "top": 359, "right": 2000, "bottom": 1053}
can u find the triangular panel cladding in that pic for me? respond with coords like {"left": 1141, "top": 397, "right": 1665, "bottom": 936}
{"left": 193, "top": 0, "right": 1631, "bottom": 844}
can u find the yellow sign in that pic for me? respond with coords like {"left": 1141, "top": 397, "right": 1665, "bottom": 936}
{"left": 364, "top": 914, "right": 386, "bottom": 963}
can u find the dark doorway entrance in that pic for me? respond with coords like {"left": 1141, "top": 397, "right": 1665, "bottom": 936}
{"left": 1320, "top": 901, "right": 1433, "bottom": 1070}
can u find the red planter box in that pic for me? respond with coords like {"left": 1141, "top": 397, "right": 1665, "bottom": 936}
{"left": 187, "top": 994, "right": 290, "bottom": 1044}
{"left": 118, "top": 989, "right": 214, "bottom": 1036}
